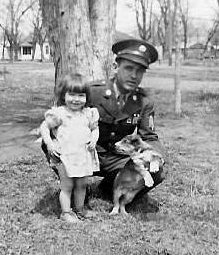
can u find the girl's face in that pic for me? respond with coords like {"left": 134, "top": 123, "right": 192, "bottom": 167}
{"left": 65, "top": 91, "right": 86, "bottom": 111}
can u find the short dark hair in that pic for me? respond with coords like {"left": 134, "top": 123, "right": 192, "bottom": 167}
{"left": 55, "top": 73, "right": 90, "bottom": 106}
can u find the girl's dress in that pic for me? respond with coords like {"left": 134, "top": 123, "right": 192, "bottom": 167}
{"left": 44, "top": 106, "right": 100, "bottom": 177}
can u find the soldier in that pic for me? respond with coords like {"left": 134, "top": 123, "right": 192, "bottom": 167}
{"left": 42, "top": 38, "right": 166, "bottom": 201}
{"left": 87, "top": 38, "right": 165, "bottom": 195}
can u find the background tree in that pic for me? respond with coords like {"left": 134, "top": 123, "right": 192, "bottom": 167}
{"left": 203, "top": 18, "right": 219, "bottom": 55}
{"left": 157, "top": 0, "right": 172, "bottom": 64}
{"left": 202, "top": 1, "right": 219, "bottom": 56}
{"left": 134, "top": 0, "right": 154, "bottom": 41}
{"left": 40, "top": 0, "right": 117, "bottom": 88}
{"left": 211, "top": 28, "right": 219, "bottom": 57}
{"left": 30, "top": 1, "right": 47, "bottom": 61}
{"left": 0, "top": 0, "right": 36, "bottom": 61}
{"left": 179, "top": 0, "right": 189, "bottom": 59}
{"left": 174, "top": 0, "right": 181, "bottom": 115}
{"left": 0, "top": 30, "right": 7, "bottom": 60}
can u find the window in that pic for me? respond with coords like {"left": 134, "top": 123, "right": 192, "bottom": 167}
{"left": 23, "top": 47, "right": 31, "bottom": 55}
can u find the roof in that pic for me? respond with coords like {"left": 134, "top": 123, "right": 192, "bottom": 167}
{"left": 189, "top": 43, "right": 205, "bottom": 49}
{"left": 114, "top": 31, "right": 135, "bottom": 43}
{"left": 20, "top": 42, "right": 32, "bottom": 47}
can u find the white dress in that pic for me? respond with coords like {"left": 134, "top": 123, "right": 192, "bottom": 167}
{"left": 44, "top": 106, "right": 100, "bottom": 177}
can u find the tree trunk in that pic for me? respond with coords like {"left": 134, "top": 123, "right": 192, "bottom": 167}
{"left": 2, "top": 34, "right": 6, "bottom": 60}
{"left": 32, "top": 41, "right": 37, "bottom": 60}
{"left": 58, "top": 0, "right": 95, "bottom": 82}
{"left": 183, "top": 37, "right": 187, "bottom": 59}
{"left": 9, "top": 43, "right": 14, "bottom": 62}
{"left": 89, "top": 0, "right": 117, "bottom": 79}
{"left": 40, "top": 0, "right": 117, "bottom": 87}
{"left": 174, "top": 0, "right": 181, "bottom": 115}
{"left": 14, "top": 42, "right": 19, "bottom": 61}
{"left": 39, "top": 43, "right": 44, "bottom": 62}
{"left": 168, "top": 0, "right": 172, "bottom": 66}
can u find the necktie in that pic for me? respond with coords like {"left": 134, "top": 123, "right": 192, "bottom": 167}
{"left": 118, "top": 94, "right": 125, "bottom": 107}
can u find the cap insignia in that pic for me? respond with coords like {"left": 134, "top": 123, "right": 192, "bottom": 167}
{"left": 139, "top": 45, "right": 147, "bottom": 52}
{"left": 132, "top": 95, "right": 137, "bottom": 101}
{"left": 105, "top": 89, "right": 112, "bottom": 97}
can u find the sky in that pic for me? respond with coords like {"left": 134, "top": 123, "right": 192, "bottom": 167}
{"left": 0, "top": 0, "right": 218, "bottom": 40}
{"left": 116, "top": 0, "right": 218, "bottom": 34}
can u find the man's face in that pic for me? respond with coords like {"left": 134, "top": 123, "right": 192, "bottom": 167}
{"left": 116, "top": 59, "right": 146, "bottom": 93}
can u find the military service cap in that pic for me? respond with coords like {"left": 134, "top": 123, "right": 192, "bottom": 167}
{"left": 112, "top": 39, "right": 158, "bottom": 69}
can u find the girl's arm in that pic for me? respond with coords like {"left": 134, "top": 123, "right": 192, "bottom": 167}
{"left": 40, "top": 109, "right": 61, "bottom": 156}
{"left": 91, "top": 125, "right": 99, "bottom": 144}
{"left": 87, "top": 124, "right": 99, "bottom": 151}
{"left": 40, "top": 121, "right": 54, "bottom": 149}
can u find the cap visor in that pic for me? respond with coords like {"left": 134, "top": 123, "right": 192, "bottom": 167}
{"left": 116, "top": 54, "right": 148, "bottom": 69}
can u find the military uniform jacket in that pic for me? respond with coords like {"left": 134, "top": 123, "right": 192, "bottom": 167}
{"left": 87, "top": 78, "right": 159, "bottom": 154}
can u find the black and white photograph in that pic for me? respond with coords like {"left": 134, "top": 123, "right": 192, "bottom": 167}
{"left": 0, "top": 0, "right": 218, "bottom": 254}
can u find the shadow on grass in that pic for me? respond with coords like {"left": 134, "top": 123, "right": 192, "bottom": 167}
{"left": 34, "top": 187, "right": 61, "bottom": 217}
{"left": 88, "top": 180, "right": 160, "bottom": 217}
{"left": 34, "top": 178, "right": 160, "bottom": 219}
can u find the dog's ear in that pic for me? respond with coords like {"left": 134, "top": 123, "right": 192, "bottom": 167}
{"left": 135, "top": 147, "right": 144, "bottom": 153}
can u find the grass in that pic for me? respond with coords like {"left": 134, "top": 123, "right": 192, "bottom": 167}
{"left": 0, "top": 61, "right": 218, "bottom": 255}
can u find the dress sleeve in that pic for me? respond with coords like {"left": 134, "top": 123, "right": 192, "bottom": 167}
{"left": 44, "top": 107, "right": 62, "bottom": 129}
{"left": 89, "top": 107, "right": 99, "bottom": 130}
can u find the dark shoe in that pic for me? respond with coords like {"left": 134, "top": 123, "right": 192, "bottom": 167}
{"left": 75, "top": 208, "right": 97, "bottom": 219}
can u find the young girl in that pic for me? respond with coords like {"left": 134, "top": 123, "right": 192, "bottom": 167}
{"left": 40, "top": 74, "right": 99, "bottom": 223}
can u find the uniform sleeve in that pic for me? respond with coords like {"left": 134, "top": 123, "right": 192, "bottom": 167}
{"left": 138, "top": 97, "right": 166, "bottom": 158}
{"left": 44, "top": 107, "right": 62, "bottom": 129}
{"left": 138, "top": 97, "right": 159, "bottom": 142}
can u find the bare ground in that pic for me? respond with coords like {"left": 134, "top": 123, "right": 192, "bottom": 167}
{"left": 0, "top": 61, "right": 218, "bottom": 255}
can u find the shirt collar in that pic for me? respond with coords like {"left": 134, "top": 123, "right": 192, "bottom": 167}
{"left": 113, "top": 81, "right": 130, "bottom": 101}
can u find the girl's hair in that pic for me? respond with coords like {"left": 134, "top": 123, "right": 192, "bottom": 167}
{"left": 55, "top": 73, "right": 90, "bottom": 106}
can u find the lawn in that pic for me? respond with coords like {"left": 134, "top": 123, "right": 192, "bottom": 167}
{"left": 0, "top": 61, "right": 218, "bottom": 255}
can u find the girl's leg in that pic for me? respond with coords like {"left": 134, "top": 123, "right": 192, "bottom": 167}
{"left": 73, "top": 177, "right": 96, "bottom": 218}
{"left": 73, "top": 176, "right": 88, "bottom": 211}
{"left": 58, "top": 165, "right": 79, "bottom": 222}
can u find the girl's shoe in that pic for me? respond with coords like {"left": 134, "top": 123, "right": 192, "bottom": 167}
{"left": 60, "top": 211, "right": 80, "bottom": 223}
{"left": 75, "top": 208, "right": 97, "bottom": 219}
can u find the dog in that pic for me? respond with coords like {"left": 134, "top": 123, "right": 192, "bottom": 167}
{"left": 110, "top": 133, "right": 164, "bottom": 215}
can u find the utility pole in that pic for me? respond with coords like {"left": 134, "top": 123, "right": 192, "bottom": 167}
{"left": 174, "top": 0, "right": 181, "bottom": 115}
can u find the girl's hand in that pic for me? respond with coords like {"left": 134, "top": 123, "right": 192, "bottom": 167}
{"left": 87, "top": 140, "right": 96, "bottom": 151}
{"left": 47, "top": 142, "right": 61, "bottom": 158}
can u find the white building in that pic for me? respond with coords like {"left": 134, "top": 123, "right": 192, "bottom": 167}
{"left": 0, "top": 39, "right": 51, "bottom": 61}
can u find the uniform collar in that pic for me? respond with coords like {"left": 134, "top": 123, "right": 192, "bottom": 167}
{"left": 99, "top": 78, "right": 142, "bottom": 123}
{"left": 113, "top": 80, "right": 131, "bottom": 102}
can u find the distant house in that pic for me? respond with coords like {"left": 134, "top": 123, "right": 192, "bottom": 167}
{"left": 187, "top": 43, "right": 214, "bottom": 59}
{"left": 0, "top": 30, "right": 134, "bottom": 61}
{"left": 0, "top": 38, "right": 51, "bottom": 61}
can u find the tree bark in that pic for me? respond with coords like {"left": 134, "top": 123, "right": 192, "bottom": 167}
{"left": 2, "top": 33, "right": 6, "bottom": 60}
{"left": 39, "top": 43, "right": 44, "bottom": 62}
{"left": 32, "top": 42, "right": 36, "bottom": 60}
{"left": 174, "top": 0, "right": 181, "bottom": 115}
{"left": 167, "top": 0, "right": 172, "bottom": 66}
{"left": 89, "top": 0, "right": 117, "bottom": 79}
{"left": 40, "top": 0, "right": 117, "bottom": 87}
